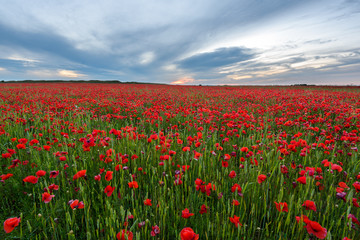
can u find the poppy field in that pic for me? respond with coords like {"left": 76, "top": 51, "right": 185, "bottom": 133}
{"left": 1, "top": 83, "right": 360, "bottom": 240}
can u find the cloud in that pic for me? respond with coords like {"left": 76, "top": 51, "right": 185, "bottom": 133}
{"left": 7, "top": 55, "right": 39, "bottom": 63}
{"left": 177, "top": 47, "right": 255, "bottom": 71}
{"left": 139, "top": 52, "right": 155, "bottom": 65}
{"left": 58, "top": 70, "right": 85, "bottom": 78}
{"left": 0, "top": 0, "right": 359, "bottom": 84}
{"left": 227, "top": 75, "right": 252, "bottom": 80}
{"left": 171, "top": 77, "right": 195, "bottom": 85}
{"left": 27, "top": 69, "right": 86, "bottom": 79}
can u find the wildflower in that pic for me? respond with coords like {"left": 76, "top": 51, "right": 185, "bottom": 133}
{"left": 295, "top": 214, "right": 310, "bottom": 224}
{"left": 42, "top": 192, "right": 55, "bottom": 203}
{"left": 348, "top": 214, "right": 360, "bottom": 226}
{"left": 182, "top": 208, "right": 194, "bottom": 218}
{"left": 229, "top": 170, "right": 236, "bottom": 178}
{"left": 180, "top": 227, "right": 199, "bottom": 240}
{"left": 144, "top": 199, "right": 152, "bottom": 206}
{"left": 296, "top": 176, "right": 306, "bottom": 185}
{"left": 240, "top": 147, "right": 248, "bottom": 152}
{"left": 229, "top": 215, "right": 242, "bottom": 227}
{"left": 4, "top": 217, "right": 21, "bottom": 233}
{"left": 36, "top": 170, "right": 46, "bottom": 177}
{"left": 23, "top": 175, "right": 38, "bottom": 184}
{"left": 231, "top": 183, "right": 242, "bottom": 193}
{"left": 73, "top": 170, "right": 86, "bottom": 180}
{"left": 116, "top": 229, "right": 133, "bottom": 240}
{"left": 151, "top": 225, "right": 160, "bottom": 237}
{"left": 43, "top": 145, "right": 51, "bottom": 151}
{"left": 0, "top": 173, "right": 13, "bottom": 181}
{"left": 199, "top": 204, "right": 208, "bottom": 214}
{"left": 104, "top": 185, "right": 115, "bottom": 196}
{"left": 302, "top": 200, "right": 316, "bottom": 211}
{"left": 274, "top": 202, "right": 288, "bottom": 212}
{"left": 105, "top": 171, "right": 113, "bottom": 181}
{"left": 128, "top": 181, "right": 139, "bottom": 189}
{"left": 257, "top": 174, "right": 267, "bottom": 184}
{"left": 69, "top": 199, "right": 84, "bottom": 209}
{"left": 353, "top": 182, "right": 360, "bottom": 192}
{"left": 305, "top": 221, "right": 327, "bottom": 239}
{"left": 49, "top": 170, "right": 59, "bottom": 178}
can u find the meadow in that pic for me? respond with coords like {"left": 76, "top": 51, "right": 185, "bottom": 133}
{"left": 1, "top": 83, "right": 359, "bottom": 239}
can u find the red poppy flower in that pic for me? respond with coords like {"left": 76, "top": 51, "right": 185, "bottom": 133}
{"left": 240, "top": 147, "right": 248, "bottom": 152}
{"left": 229, "top": 170, "right": 236, "bottom": 178}
{"left": 128, "top": 181, "right": 138, "bottom": 189}
{"left": 48, "top": 184, "right": 59, "bottom": 192}
{"left": 182, "top": 147, "right": 190, "bottom": 152}
{"left": 305, "top": 221, "right": 327, "bottom": 239}
{"left": 115, "top": 164, "right": 122, "bottom": 171}
{"left": 353, "top": 198, "right": 360, "bottom": 208}
{"left": 296, "top": 176, "right": 306, "bottom": 185}
{"left": 233, "top": 199, "right": 240, "bottom": 206}
{"left": 106, "top": 148, "right": 114, "bottom": 157}
{"left": 144, "top": 199, "right": 152, "bottom": 206}
{"left": 280, "top": 165, "right": 289, "bottom": 174}
{"left": 257, "top": 174, "right": 267, "bottom": 184}
{"left": 16, "top": 144, "right": 26, "bottom": 149}
{"left": 331, "top": 164, "right": 342, "bottom": 172}
{"left": 229, "top": 215, "right": 242, "bottom": 227}
{"left": 4, "top": 217, "right": 21, "bottom": 233}
{"left": 104, "top": 185, "right": 115, "bottom": 196}
{"left": 221, "top": 161, "right": 229, "bottom": 168}
{"left": 105, "top": 171, "right": 113, "bottom": 181}
{"left": 116, "top": 229, "right": 133, "bottom": 240}
{"left": 195, "top": 178, "right": 203, "bottom": 186}
{"left": 182, "top": 165, "right": 190, "bottom": 172}
{"left": 94, "top": 174, "right": 101, "bottom": 181}
{"left": 69, "top": 199, "right": 85, "bottom": 209}
{"left": 180, "top": 227, "right": 199, "bottom": 240}
{"left": 23, "top": 175, "right": 38, "bottom": 184}
{"left": 43, "top": 145, "right": 51, "bottom": 151}
{"left": 36, "top": 170, "right": 46, "bottom": 177}
{"left": 339, "top": 182, "right": 349, "bottom": 188}
{"left": 231, "top": 183, "right": 242, "bottom": 193}
{"left": 302, "top": 200, "right": 316, "bottom": 211}
{"left": 73, "top": 170, "right": 86, "bottom": 180}
{"left": 29, "top": 139, "right": 39, "bottom": 146}
{"left": 151, "top": 225, "right": 160, "bottom": 236}
{"left": 2, "top": 153, "right": 11, "bottom": 158}
{"left": 42, "top": 192, "right": 55, "bottom": 203}
{"left": 199, "top": 204, "right": 208, "bottom": 214}
{"left": 49, "top": 170, "right": 59, "bottom": 178}
{"left": 353, "top": 182, "right": 360, "bottom": 192}
{"left": 18, "top": 138, "right": 28, "bottom": 144}
{"left": 274, "top": 202, "right": 288, "bottom": 212}
{"left": 181, "top": 208, "right": 194, "bottom": 218}
{"left": 1, "top": 173, "right": 13, "bottom": 181}
{"left": 348, "top": 214, "right": 360, "bottom": 226}
{"left": 295, "top": 214, "right": 310, "bottom": 224}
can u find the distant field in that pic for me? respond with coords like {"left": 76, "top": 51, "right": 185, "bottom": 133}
{"left": 1, "top": 83, "right": 359, "bottom": 239}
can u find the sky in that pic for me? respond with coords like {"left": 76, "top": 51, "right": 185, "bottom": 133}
{"left": 0, "top": 0, "right": 360, "bottom": 85}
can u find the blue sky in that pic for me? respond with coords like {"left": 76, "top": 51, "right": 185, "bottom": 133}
{"left": 0, "top": 0, "right": 360, "bottom": 85}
